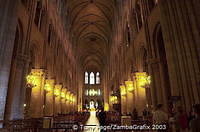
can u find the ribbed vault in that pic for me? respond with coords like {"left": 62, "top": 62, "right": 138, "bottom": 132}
{"left": 66, "top": 0, "right": 116, "bottom": 71}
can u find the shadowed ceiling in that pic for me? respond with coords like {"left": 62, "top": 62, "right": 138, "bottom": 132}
{"left": 66, "top": 0, "right": 116, "bottom": 71}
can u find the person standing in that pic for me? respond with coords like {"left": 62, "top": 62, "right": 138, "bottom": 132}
{"left": 189, "top": 104, "right": 200, "bottom": 132}
{"left": 153, "top": 104, "right": 168, "bottom": 124}
{"left": 174, "top": 106, "right": 188, "bottom": 132}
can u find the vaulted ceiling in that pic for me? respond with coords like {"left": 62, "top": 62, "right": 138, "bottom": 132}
{"left": 66, "top": 0, "right": 116, "bottom": 71}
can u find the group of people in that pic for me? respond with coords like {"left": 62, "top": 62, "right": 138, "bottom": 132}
{"left": 94, "top": 104, "right": 200, "bottom": 132}
{"left": 132, "top": 104, "right": 200, "bottom": 132}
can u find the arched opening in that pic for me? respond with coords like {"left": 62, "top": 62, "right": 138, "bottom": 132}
{"left": 152, "top": 24, "right": 172, "bottom": 111}
{"left": 85, "top": 72, "right": 89, "bottom": 84}
{"left": 34, "top": 0, "right": 42, "bottom": 27}
{"left": 96, "top": 72, "right": 100, "bottom": 84}
{"left": 5, "top": 21, "right": 24, "bottom": 120}
{"left": 157, "top": 27, "right": 171, "bottom": 102}
{"left": 135, "top": 0, "right": 143, "bottom": 30}
{"left": 89, "top": 72, "right": 95, "bottom": 84}
{"left": 148, "top": 0, "right": 156, "bottom": 12}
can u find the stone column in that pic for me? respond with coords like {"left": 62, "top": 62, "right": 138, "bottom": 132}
{"left": 44, "top": 79, "right": 55, "bottom": 116}
{"left": 54, "top": 85, "right": 62, "bottom": 115}
{"left": 103, "top": 80, "right": 109, "bottom": 111}
{"left": 66, "top": 99, "right": 70, "bottom": 113}
{"left": 61, "top": 89, "right": 66, "bottom": 114}
{"left": 125, "top": 81, "right": 134, "bottom": 114}
{"left": 134, "top": 73, "right": 147, "bottom": 116}
{"left": 0, "top": 0, "right": 18, "bottom": 128}
{"left": 159, "top": 0, "right": 200, "bottom": 111}
{"left": 4, "top": 55, "right": 27, "bottom": 120}
{"left": 29, "top": 69, "right": 45, "bottom": 118}
{"left": 120, "top": 85, "right": 127, "bottom": 115}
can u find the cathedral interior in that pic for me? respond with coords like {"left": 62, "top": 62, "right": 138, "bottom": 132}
{"left": 0, "top": 0, "right": 200, "bottom": 131}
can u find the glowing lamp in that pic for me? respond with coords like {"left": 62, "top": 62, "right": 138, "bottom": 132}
{"left": 72, "top": 96, "right": 76, "bottom": 102}
{"left": 44, "top": 83, "right": 52, "bottom": 92}
{"left": 110, "top": 96, "right": 114, "bottom": 103}
{"left": 66, "top": 92, "right": 70, "bottom": 100}
{"left": 26, "top": 74, "right": 37, "bottom": 87}
{"left": 114, "top": 96, "right": 118, "bottom": 104}
{"left": 110, "top": 95, "right": 118, "bottom": 104}
{"left": 146, "top": 76, "right": 151, "bottom": 85}
{"left": 61, "top": 92, "right": 66, "bottom": 98}
{"left": 70, "top": 94, "right": 73, "bottom": 102}
{"left": 104, "top": 103, "right": 109, "bottom": 111}
{"left": 120, "top": 85, "right": 126, "bottom": 96}
{"left": 26, "top": 69, "right": 45, "bottom": 88}
{"left": 125, "top": 81, "right": 134, "bottom": 91}
{"left": 135, "top": 72, "right": 151, "bottom": 88}
{"left": 54, "top": 89, "right": 60, "bottom": 96}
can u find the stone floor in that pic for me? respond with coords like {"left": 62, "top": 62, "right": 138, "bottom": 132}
{"left": 84, "top": 111, "right": 100, "bottom": 132}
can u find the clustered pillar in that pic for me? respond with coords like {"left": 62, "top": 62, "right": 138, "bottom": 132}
{"left": 26, "top": 69, "right": 77, "bottom": 118}
{"left": 110, "top": 72, "right": 150, "bottom": 116}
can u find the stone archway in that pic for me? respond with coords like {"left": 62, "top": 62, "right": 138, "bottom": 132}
{"left": 150, "top": 23, "right": 172, "bottom": 111}
{"left": 5, "top": 20, "right": 26, "bottom": 120}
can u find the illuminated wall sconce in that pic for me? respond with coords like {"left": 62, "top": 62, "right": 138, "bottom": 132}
{"left": 110, "top": 95, "right": 118, "bottom": 104}
{"left": 26, "top": 69, "right": 44, "bottom": 88}
{"left": 24, "top": 104, "right": 27, "bottom": 107}
{"left": 120, "top": 85, "right": 126, "bottom": 96}
{"left": 66, "top": 91, "right": 70, "bottom": 101}
{"left": 72, "top": 96, "right": 76, "bottom": 102}
{"left": 54, "top": 89, "right": 60, "bottom": 97}
{"left": 125, "top": 80, "right": 134, "bottom": 92}
{"left": 135, "top": 72, "right": 151, "bottom": 88}
{"left": 61, "top": 89, "right": 66, "bottom": 98}
{"left": 70, "top": 94, "right": 74, "bottom": 102}
{"left": 104, "top": 103, "right": 109, "bottom": 111}
{"left": 44, "top": 80, "right": 54, "bottom": 92}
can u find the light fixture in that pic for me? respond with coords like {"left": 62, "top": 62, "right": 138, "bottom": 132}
{"left": 44, "top": 79, "right": 55, "bottom": 92}
{"left": 125, "top": 80, "right": 134, "bottom": 91}
{"left": 120, "top": 85, "right": 126, "bottom": 96}
{"left": 54, "top": 89, "right": 60, "bottom": 96}
{"left": 135, "top": 72, "right": 151, "bottom": 88}
{"left": 44, "top": 83, "right": 52, "bottom": 92}
{"left": 26, "top": 69, "right": 45, "bottom": 88}
{"left": 110, "top": 95, "right": 118, "bottom": 104}
{"left": 54, "top": 85, "right": 62, "bottom": 97}
{"left": 61, "top": 91, "right": 66, "bottom": 98}
{"left": 65, "top": 92, "right": 70, "bottom": 100}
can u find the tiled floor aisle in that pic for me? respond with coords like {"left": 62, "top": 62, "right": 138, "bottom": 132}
{"left": 84, "top": 111, "right": 100, "bottom": 132}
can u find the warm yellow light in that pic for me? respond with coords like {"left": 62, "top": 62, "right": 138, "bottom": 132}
{"left": 135, "top": 72, "right": 151, "bottom": 88}
{"left": 44, "top": 84, "right": 51, "bottom": 92}
{"left": 110, "top": 95, "right": 118, "bottom": 104}
{"left": 104, "top": 103, "right": 109, "bottom": 111}
{"left": 26, "top": 69, "right": 45, "bottom": 88}
{"left": 70, "top": 94, "right": 73, "bottom": 102}
{"left": 120, "top": 85, "right": 126, "bottom": 96}
{"left": 44, "top": 80, "right": 54, "bottom": 92}
{"left": 26, "top": 74, "right": 38, "bottom": 87}
{"left": 125, "top": 81, "right": 134, "bottom": 91}
{"left": 66, "top": 92, "right": 70, "bottom": 100}
{"left": 54, "top": 85, "right": 62, "bottom": 97}
{"left": 61, "top": 92, "right": 65, "bottom": 98}
{"left": 147, "top": 76, "right": 151, "bottom": 85}
{"left": 54, "top": 89, "right": 60, "bottom": 96}
{"left": 72, "top": 96, "right": 76, "bottom": 102}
